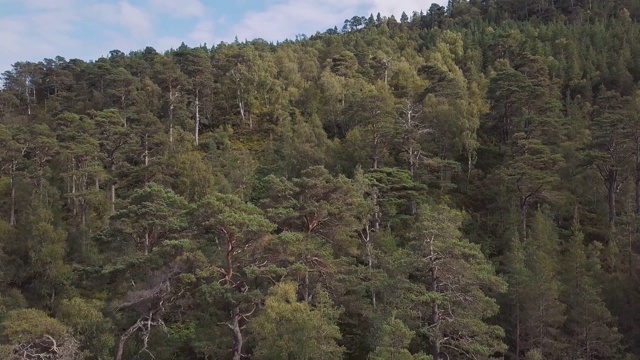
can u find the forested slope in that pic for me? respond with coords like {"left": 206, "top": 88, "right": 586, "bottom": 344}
{"left": 1, "top": 1, "right": 640, "bottom": 359}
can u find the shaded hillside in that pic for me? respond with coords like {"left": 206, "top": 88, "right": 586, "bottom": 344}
{"left": 1, "top": 1, "right": 640, "bottom": 359}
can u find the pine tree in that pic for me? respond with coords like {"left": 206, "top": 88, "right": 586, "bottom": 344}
{"left": 370, "top": 317, "right": 431, "bottom": 360}
{"left": 250, "top": 282, "right": 344, "bottom": 359}
{"left": 410, "top": 204, "right": 507, "bottom": 359}
{"left": 189, "top": 192, "right": 275, "bottom": 360}
{"left": 561, "top": 218, "right": 624, "bottom": 359}
{"left": 109, "top": 183, "right": 188, "bottom": 255}
{"left": 510, "top": 210, "right": 566, "bottom": 359}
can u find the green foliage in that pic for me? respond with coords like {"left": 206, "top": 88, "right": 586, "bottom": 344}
{"left": 110, "top": 183, "right": 188, "bottom": 255}
{"left": 1, "top": 308, "right": 67, "bottom": 344}
{"left": 2, "top": 3, "right": 640, "bottom": 359}
{"left": 370, "top": 318, "right": 432, "bottom": 360}
{"left": 0, "top": 308, "right": 81, "bottom": 359}
{"left": 0, "top": 289, "right": 26, "bottom": 316}
{"left": 21, "top": 204, "right": 73, "bottom": 306}
{"left": 57, "top": 298, "right": 115, "bottom": 359}
{"left": 506, "top": 210, "right": 567, "bottom": 358}
{"left": 410, "top": 204, "right": 507, "bottom": 358}
{"left": 250, "top": 282, "right": 344, "bottom": 360}
{"left": 560, "top": 220, "right": 624, "bottom": 359}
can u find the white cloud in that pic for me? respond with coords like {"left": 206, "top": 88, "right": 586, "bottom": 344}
{"left": 0, "top": 19, "right": 28, "bottom": 70}
{"left": 22, "top": 0, "right": 78, "bottom": 10}
{"left": 0, "top": 9, "right": 80, "bottom": 71}
{"left": 31, "top": 11, "right": 77, "bottom": 35}
{"left": 118, "top": 0, "right": 154, "bottom": 39}
{"left": 0, "top": 0, "right": 449, "bottom": 74}
{"left": 222, "top": 0, "right": 447, "bottom": 43}
{"left": 150, "top": 35, "right": 185, "bottom": 52}
{"left": 0, "top": 1, "right": 156, "bottom": 72}
{"left": 189, "top": 20, "right": 215, "bottom": 45}
{"left": 148, "top": 0, "right": 206, "bottom": 18}
{"left": 369, "top": 0, "right": 430, "bottom": 16}
{"left": 225, "top": 0, "right": 358, "bottom": 43}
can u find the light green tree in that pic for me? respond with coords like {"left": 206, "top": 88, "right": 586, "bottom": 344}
{"left": 508, "top": 210, "right": 566, "bottom": 359}
{"left": 110, "top": 183, "right": 188, "bottom": 255}
{"left": 0, "top": 308, "right": 81, "bottom": 359}
{"left": 561, "top": 219, "right": 624, "bottom": 359}
{"left": 369, "top": 317, "right": 431, "bottom": 360}
{"left": 57, "top": 298, "right": 115, "bottom": 359}
{"left": 250, "top": 282, "right": 344, "bottom": 360}
{"left": 410, "top": 204, "right": 507, "bottom": 359}
{"left": 190, "top": 192, "right": 275, "bottom": 360}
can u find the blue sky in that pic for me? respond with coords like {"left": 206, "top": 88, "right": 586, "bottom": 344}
{"left": 0, "top": 0, "right": 447, "bottom": 73}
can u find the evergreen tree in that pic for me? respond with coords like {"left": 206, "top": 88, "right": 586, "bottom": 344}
{"left": 0, "top": 3, "right": 640, "bottom": 358}
{"left": 250, "top": 282, "right": 344, "bottom": 359}
{"left": 508, "top": 210, "right": 566, "bottom": 359}
{"left": 410, "top": 204, "right": 507, "bottom": 359}
{"left": 369, "top": 317, "right": 430, "bottom": 360}
{"left": 561, "top": 218, "right": 624, "bottom": 359}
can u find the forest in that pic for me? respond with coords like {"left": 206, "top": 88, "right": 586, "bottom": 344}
{"left": 2, "top": 0, "right": 640, "bottom": 359}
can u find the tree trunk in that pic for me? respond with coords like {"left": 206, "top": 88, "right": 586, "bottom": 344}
{"left": 225, "top": 233, "right": 235, "bottom": 283}
{"left": 520, "top": 198, "right": 528, "bottom": 243}
{"left": 432, "top": 278, "right": 440, "bottom": 360}
{"left": 515, "top": 302, "right": 521, "bottom": 359}
{"left": 71, "top": 160, "right": 77, "bottom": 221}
{"left": 169, "top": 85, "right": 176, "bottom": 147}
{"left": 230, "top": 307, "right": 243, "bottom": 360}
{"left": 608, "top": 174, "right": 616, "bottom": 229}
{"left": 372, "top": 135, "right": 380, "bottom": 170}
{"left": 238, "top": 88, "right": 246, "bottom": 126}
{"left": 80, "top": 162, "right": 87, "bottom": 226}
{"left": 38, "top": 164, "right": 44, "bottom": 197}
{"left": 143, "top": 134, "right": 149, "bottom": 184}
{"left": 169, "top": 104, "right": 174, "bottom": 146}
{"left": 9, "top": 163, "right": 16, "bottom": 226}
{"left": 430, "top": 240, "right": 441, "bottom": 360}
{"left": 81, "top": 200, "right": 86, "bottom": 226}
{"left": 121, "top": 98, "right": 127, "bottom": 128}
{"left": 194, "top": 90, "right": 200, "bottom": 146}
{"left": 115, "top": 318, "right": 145, "bottom": 360}
{"left": 111, "top": 184, "right": 116, "bottom": 215}
{"left": 144, "top": 231, "right": 150, "bottom": 256}
{"left": 115, "top": 332, "right": 129, "bottom": 360}
{"left": 408, "top": 145, "right": 416, "bottom": 176}
{"left": 635, "top": 140, "right": 640, "bottom": 244}
{"left": 360, "top": 224, "right": 376, "bottom": 308}
{"left": 303, "top": 271, "right": 310, "bottom": 303}
{"left": 367, "top": 240, "right": 375, "bottom": 309}
{"left": 111, "top": 162, "right": 116, "bottom": 214}
{"left": 372, "top": 192, "right": 381, "bottom": 231}
{"left": 10, "top": 179, "right": 16, "bottom": 225}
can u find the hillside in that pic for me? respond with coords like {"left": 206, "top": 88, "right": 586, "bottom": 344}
{"left": 2, "top": 1, "right": 640, "bottom": 359}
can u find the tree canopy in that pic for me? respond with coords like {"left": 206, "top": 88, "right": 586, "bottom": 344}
{"left": 2, "top": 1, "right": 640, "bottom": 359}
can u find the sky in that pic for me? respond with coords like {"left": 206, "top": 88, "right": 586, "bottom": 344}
{"left": 0, "top": 0, "right": 448, "bottom": 73}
